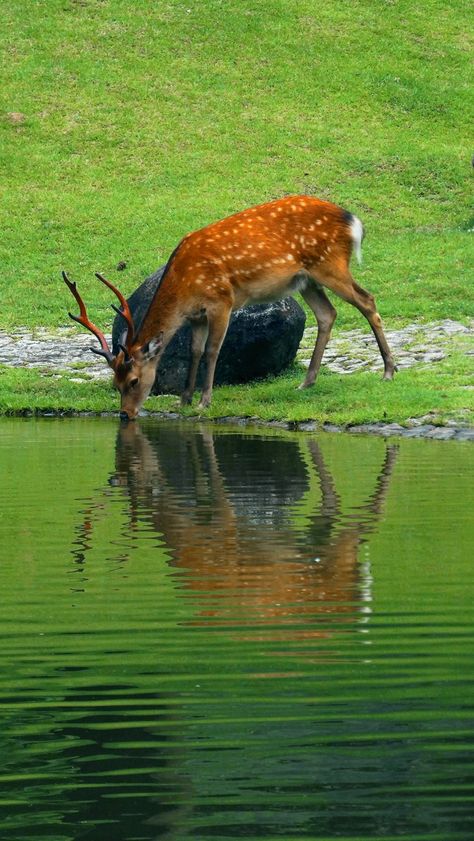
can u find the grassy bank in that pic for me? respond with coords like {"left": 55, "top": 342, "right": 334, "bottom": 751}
{"left": 1, "top": 0, "right": 472, "bottom": 421}
{"left": 1, "top": 348, "right": 472, "bottom": 427}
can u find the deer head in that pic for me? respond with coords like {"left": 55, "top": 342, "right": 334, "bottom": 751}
{"left": 63, "top": 272, "right": 162, "bottom": 420}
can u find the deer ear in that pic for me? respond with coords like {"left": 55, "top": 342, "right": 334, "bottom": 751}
{"left": 142, "top": 333, "right": 163, "bottom": 359}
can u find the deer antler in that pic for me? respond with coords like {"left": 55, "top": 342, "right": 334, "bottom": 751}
{"left": 95, "top": 272, "right": 135, "bottom": 351}
{"left": 62, "top": 271, "right": 115, "bottom": 364}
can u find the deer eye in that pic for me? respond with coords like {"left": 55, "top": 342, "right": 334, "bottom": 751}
{"left": 129, "top": 377, "right": 139, "bottom": 389}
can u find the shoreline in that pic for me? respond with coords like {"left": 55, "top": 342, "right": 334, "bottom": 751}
{"left": 1, "top": 318, "right": 473, "bottom": 440}
{"left": 6, "top": 408, "right": 474, "bottom": 441}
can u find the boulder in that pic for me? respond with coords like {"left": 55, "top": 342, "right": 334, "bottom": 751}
{"left": 112, "top": 264, "right": 306, "bottom": 395}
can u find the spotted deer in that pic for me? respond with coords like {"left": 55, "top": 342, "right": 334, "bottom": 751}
{"left": 63, "top": 195, "right": 396, "bottom": 420}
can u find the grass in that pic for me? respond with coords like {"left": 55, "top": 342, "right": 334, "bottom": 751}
{"left": 1, "top": 352, "right": 472, "bottom": 427}
{"left": 1, "top": 0, "right": 473, "bottom": 422}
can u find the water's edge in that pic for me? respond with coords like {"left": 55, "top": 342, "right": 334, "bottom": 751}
{"left": 5, "top": 408, "right": 474, "bottom": 440}
{"left": 2, "top": 318, "right": 472, "bottom": 438}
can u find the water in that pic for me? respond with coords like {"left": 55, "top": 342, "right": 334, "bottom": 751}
{"left": 0, "top": 417, "right": 473, "bottom": 841}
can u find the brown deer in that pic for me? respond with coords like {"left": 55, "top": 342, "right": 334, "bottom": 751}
{"left": 63, "top": 195, "right": 396, "bottom": 420}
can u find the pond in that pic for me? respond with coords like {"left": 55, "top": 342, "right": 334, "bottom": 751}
{"left": 0, "top": 417, "right": 473, "bottom": 841}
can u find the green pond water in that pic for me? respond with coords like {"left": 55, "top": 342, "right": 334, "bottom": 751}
{"left": 0, "top": 418, "right": 473, "bottom": 841}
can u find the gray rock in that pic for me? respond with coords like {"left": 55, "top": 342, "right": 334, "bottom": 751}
{"left": 425, "top": 427, "right": 456, "bottom": 440}
{"left": 454, "top": 428, "right": 474, "bottom": 441}
{"left": 348, "top": 424, "right": 386, "bottom": 435}
{"left": 349, "top": 422, "right": 407, "bottom": 437}
{"left": 298, "top": 421, "right": 318, "bottom": 432}
{"left": 402, "top": 425, "right": 436, "bottom": 437}
{"left": 112, "top": 263, "right": 306, "bottom": 395}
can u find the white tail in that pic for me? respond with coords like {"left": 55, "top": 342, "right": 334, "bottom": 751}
{"left": 350, "top": 215, "right": 364, "bottom": 265}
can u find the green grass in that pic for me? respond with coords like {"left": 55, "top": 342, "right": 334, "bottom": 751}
{"left": 1, "top": 0, "right": 472, "bottom": 421}
{"left": 1, "top": 352, "right": 472, "bottom": 427}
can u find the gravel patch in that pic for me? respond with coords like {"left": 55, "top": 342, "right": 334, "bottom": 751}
{"left": 0, "top": 327, "right": 111, "bottom": 380}
{"left": 1, "top": 318, "right": 472, "bottom": 380}
{"left": 297, "top": 318, "right": 473, "bottom": 374}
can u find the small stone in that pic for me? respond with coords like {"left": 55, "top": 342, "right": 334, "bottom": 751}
{"left": 402, "top": 425, "right": 435, "bottom": 437}
{"left": 322, "top": 423, "right": 343, "bottom": 433}
{"left": 453, "top": 428, "right": 474, "bottom": 441}
{"left": 348, "top": 424, "right": 383, "bottom": 435}
{"left": 397, "top": 357, "right": 418, "bottom": 368}
{"left": 425, "top": 427, "right": 456, "bottom": 440}
{"left": 298, "top": 421, "right": 317, "bottom": 431}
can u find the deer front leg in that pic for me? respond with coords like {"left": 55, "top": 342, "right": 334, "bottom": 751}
{"left": 198, "top": 302, "right": 232, "bottom": 409}
{"left": 181, "top": 317, "right": 209, "bottom": 405}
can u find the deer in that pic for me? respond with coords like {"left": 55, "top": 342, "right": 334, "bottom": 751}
{"left": 63, "top": 195, "right": 396, "bottom": 420}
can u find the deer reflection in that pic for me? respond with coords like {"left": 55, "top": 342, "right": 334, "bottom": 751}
{"left": 109, "top": 423, "right": 398, "bottom": 636}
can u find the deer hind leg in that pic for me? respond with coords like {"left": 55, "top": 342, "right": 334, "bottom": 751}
{"left": 299, "top": 282, "right": 337, "bottom": 388}
{"left": 181, "top": 317, "right": 209, "bottom": 406}
{"left": 198, "top": 299, "right": 233, "bottom": 410}
{"left": 346, "top": 278, "right": 396, "bottom": 380}
{"left": 320, "top": 269, "right": 396, "bottom": 380}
